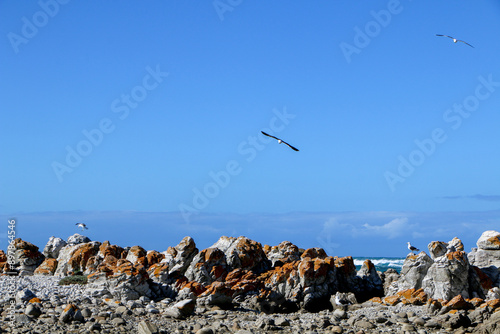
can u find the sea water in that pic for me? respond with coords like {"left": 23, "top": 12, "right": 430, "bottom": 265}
{"left": 353, "top": 257, "right": 404, "bottom": 273}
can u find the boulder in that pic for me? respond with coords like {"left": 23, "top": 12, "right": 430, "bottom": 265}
{"left": 211, "top": 236, "right": 271, "bottom": 273}
{"left": 163, "top": 298, "right": 195, "bottom": 319}
{"left": 67, "top": 234, "right": 91, "bottom": 245}
{"left": 185, "top": 247, "right": 228, "bottom": 285}
{"left": 386, "top": 252, "right": 433, "bottom": 295}
{"left": 357, "top": 260, "right": 383, "bottom": 300}
{"left": 468, "top": 230, "right": 500, "bottom": 287}
{"left": 10, "top": 238, "right": 45, "bottom": 275}
{"left": 126, "top": 245, "right": 147, "bottom": 265}
{"left": 34, "top": 258, "right": 58, "bottom": 275}
{"left": 162, "top": 236, "right": 198, "bottom": 275}
{"left": 55, "top": 241, "right": 101, "bottom": 276}
{"left": 428, "top": 241, "right": 448, "bottom": 260}
{"left": 476, "top": 230, "right": 500, "bottom": 250}
{"left": 43, "top": 236, "right": 67, "bottom": 259}
{"left": 264, "top": 241, "right": 301, "bottom": 267}
{"left": 422, "top": 250, "right": 470, "bottom": 300}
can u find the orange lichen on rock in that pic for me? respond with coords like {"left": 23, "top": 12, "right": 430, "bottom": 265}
{"left": 29, "top": 297, "right": 41, "bottom": 303}
{"left": 396, "top": 288, "right": 428, "bottom": 305}
{"left": 334, "top": 256, "right": 356, "bottom": 275}
{"left": 301, "top": 247, "right": 327, "bottom": 260}
{"left": 34, "top": 258, "right": 58, "bottom": 275}
{"left": 383, "top": 295, "right": 400, "bottom": 306}
{"left": 445, "top": 251, "right": 467, "bottom": 264}
{"left": 445, "top": 295, "right": 473, "bottom": 310}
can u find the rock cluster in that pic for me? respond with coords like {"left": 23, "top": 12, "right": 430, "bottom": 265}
{"left": 0, "top": 230, "right": 499, "bottom": 333}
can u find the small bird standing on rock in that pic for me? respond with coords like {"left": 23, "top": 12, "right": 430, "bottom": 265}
{"left": 407, "top": 242, "right": 419, "bottom": 254}
{"left": 76, "top": 223, "right": 88, "bottom": 231}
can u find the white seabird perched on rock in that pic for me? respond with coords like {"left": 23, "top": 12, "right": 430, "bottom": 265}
{"left": 261, "top": 131, "right": 299, "bottom": 151}
{"left": 436, "top": 34, "right": 474, "bottom": 48}
{"left": 76, "top": 223, "right": 88, "bottom": 231}
{"left": 407, "top": 242, "right": 419, "bottom": 254}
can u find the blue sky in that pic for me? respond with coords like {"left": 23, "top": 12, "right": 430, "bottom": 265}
{"left": 1, "top": 1, "right": 499, "bottom": 257}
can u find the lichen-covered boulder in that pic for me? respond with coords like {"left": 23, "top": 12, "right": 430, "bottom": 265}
{"left": 422, "top": 250, "right": 470, "bottom": 300}
{"left": 55, "top": 241, "right": 101, "bottom": 276}
{"left": 34, "top": 258, "right": 58, "bottom": 275}
{"left": 211, "top": 236, "right": 271, "bottom": 274}
{"left": 386, "top": 252, "right": 433, "bottom": 295}
{"left": 10, "top": 238, "right": 45, "bottom": 275}
{"left": 264, "top": 241, "right": 301, "bottom": 267}
{"left": 185, "top": 247, "right": 228, "bottom": 285}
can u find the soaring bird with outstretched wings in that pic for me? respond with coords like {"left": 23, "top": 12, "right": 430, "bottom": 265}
{"left": 436, "top": 34, "right": 474, "bottom": 48}
{"left": 261, "top": 131, "right": 299, "bottom": 151}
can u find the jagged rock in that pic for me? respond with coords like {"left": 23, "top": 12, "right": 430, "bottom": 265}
{"left": 299, "top": 255, "right": 337, "bottom": 311}
{"left": 264, "top": 241, "right": 301, "bottom": 267}
{"left": 211, "top": 236, "right": 271, "bottom": 273}
{"left": 10, "top": 238, "right": 45, "bottom": 275}
{"left": 67, "top": 234, "right": 91, "bottom": 245}
{"left": 126, "top": 245, "right": 147, "bottom": 265}
{"left": 34, "top": 258, "right": 58, "bottom": 275}
{"left": 381, "top": 268, "right": 400, "bottom": 295}
{"left": 185, "top": 247, "right": 228, "bottom": 285}
{"left": 55, "top": 241, "right": 101, "bottom": 276}
{"left": 43, "top": 236, "right": 67, "bottom": 259}
{"left": 422, "top": 250, "right": 470, "bottom": 300}
{"left": 357, "top": 260, "right": 383, "bottom": 300}
{"left": 468, "top": 230, "right": 500, "bottom": 287}
{"left": 162, "top": 236, "right": 198, "bottom": 274}
{"left": 334, "top": 256, "right": 361, "bottom": 295}
{"left": 146, "top": 250, "right": 164, "bottom": 267}
{"left": 428, "top": 241, "right": 448, "bottom": 260}
{"left": 387, "top": 252, "right": 433, "bottom": 295}
{"left": 477, "top": 230, "right": 500, "bottom": 250}
{"left": 106, "top": 259, "right": 152, "bottom": 300}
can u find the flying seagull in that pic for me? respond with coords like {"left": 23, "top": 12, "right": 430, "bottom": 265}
{"left": 261, "top": 131, "right": 299, "bottom": 151}
{"left": 407, "top": 242, "right": 419, "bottom": 254}
{"left": 76, "top": 223, "right": 88, "bottom": 231}
{"left": 436, "top": 34, "right": 474, "bottom": 48}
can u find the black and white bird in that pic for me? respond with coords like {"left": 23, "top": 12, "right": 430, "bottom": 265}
{"left": 407, "top": 242, "right": 419, "bottom": 254}
{"left": 261, "top": 131, "right": 299, "bottom": 151}
{"left": 436, "top": 34, "right": 474, "bottom": 48}
{"left": 76, "top": 223, "right": 88, "bottom": 231}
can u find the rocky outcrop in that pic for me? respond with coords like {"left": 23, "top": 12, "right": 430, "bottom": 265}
{"left": 469, "top": 230, "right": 500, "bottom": 288}
{"left": 3, "top": 230, "right": 500, "bottom": 318}
{"left": 9, "top": 238, "right": 45, "bottom": 276}
{"left": 386, "top": 251, "right": 433, "bottom": 295}
{"left": 422, "top": 250, "right": 470, "bottom": 300}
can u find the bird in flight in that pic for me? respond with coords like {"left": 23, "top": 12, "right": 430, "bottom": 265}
{"left": 436, "top": 34, "right": 474, "bottom": 48}
{"left": 261, "top": 131, "right": 299, "bottom": 151}
{"left": 76, "top": 223, "right": 88, "bottom": 231}
{"left": 407, "top": 242, "right": 419, "bottom": 254}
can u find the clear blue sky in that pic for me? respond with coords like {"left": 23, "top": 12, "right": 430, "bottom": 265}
{"left": 1, "top": 1, "right": 499, "bottom": 257}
